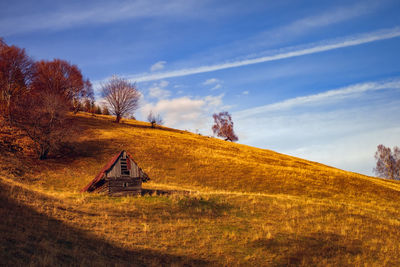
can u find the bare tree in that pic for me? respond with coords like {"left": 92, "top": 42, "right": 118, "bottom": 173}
{"left": 147, "top": 110, "right": 163, "bottom": 128}
{"left": 101, "top": 76, "right": 140, "bottom": 123}
{"left": 374, "top": 144, "right": 400, "bottom": 180}
{"left": 212, "top": 111, "right": 238, "bottom": 142}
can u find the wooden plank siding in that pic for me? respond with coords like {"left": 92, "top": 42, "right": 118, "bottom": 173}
{"left": 106, "top": 158, "right": 122, "bottom": 178}
{"left": 107, "top": 177, "right": 142, "bottom": 196}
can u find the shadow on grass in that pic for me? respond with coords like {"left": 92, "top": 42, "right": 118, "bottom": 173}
{"left": 141, "top": 188, "right": 192, "bottom": 196}
{"left": 251, "top": 232, "right": 362, "bottom": 266}
{"left": 177, "top": 196, "right": 232, "bottom": 217}
{"left": 76, "top": 114, "right": 185, "bottom": 134}
{"left": 0, "top": 184, "right": 210, "bottom": 266}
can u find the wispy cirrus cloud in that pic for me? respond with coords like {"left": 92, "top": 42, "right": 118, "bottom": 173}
{"left": 153, "top": 1, "right": 386, "bottom": 71}
{"left": 126, "top": 27, "right": 400, "bottom": 83}
{"left": 236, "top": 1, "right": 381, "bottom": 49}
{"left": 235, "top": 78, "right": 400, "bottom": 119}
{"left": 233, "top": 78, "right": 400, "bottom": 175}
{"left": 0, "top": 0, "right": 202, "bottom": 36}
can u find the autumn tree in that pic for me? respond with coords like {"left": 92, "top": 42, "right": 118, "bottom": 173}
{"left": 12, "top": 91, "right": 74, "bottom": 159}
{"left": 0, "top": 39, "right": 34, "bottom": 120}
{"left": 101, "top": 76, "right": 140, "bottom": 123}
{"left": 11, "top": 59, "right": 87, "bottom": 159}
{"left": 72, "top": 79, "right": 93, "bottom": 114}
{"left": 147, "top": 110, "right": 163, "bottom": 128}
{"left": 373, "top": 144, "right": 400, "bottom": 180}
{"left": 0, "top": 39, "right": 34, "bottom": 152}
{"left": 95, "top": 105, "right": 102, "bottom": 114}
{"left": 102, "top": 106, "right": 110, "bottom": 115}
{"left": 83, "top": 98, "right": 92, "bottom": 113}
{"left": 31, "top": 59, "right": 86, "bottom": 104}
{"left": 212, "top": 111, "right": 238, "bottom": 142}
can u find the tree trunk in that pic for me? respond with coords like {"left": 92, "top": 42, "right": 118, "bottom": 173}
{"left": 39, "top": 149, "right": 49, "bottom": 160}
{"left": 116, "top": 114, "right": 121, "bottom": 123}
{"left": 39, "top": 145, "right": 49, "bottom": 160}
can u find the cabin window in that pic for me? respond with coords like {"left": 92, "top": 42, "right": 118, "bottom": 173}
{"left": 123, "top": 182, "right": 128, "bottom": 187}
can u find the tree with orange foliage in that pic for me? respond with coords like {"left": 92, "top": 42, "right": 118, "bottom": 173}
{"left": 0, "top": 38, "right": 34, "bottom": 120}
{"left": 11, "top": 59, "right": 88, "bottom": 159}
{"left": 212, "top": 111, "right": 238, "bottom": 142}
{"left": 0, "top": 39, "right": 34, "bottom": 153}
{"left": 31, "top": 59, "right": 88, "bottom": 104}
{"left": 13, "top": 90, "right": 73, "bottom": 159}
{"left": 101, "top": 76, "right": 140, "bottom": 123}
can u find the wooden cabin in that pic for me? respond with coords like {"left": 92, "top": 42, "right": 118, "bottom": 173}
{"left": 81, "top": 150, "right": 150, "bottom": 196}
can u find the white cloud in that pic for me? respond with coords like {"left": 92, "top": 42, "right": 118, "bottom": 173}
{"left": 203, "top": 78, "right": 222, "bottom": 90}
{"left": 204, "top": 94, "right": 224, "bottom": 108}
{"left": 203, "top": 78, "right": 219, "bottom": 85}
{"left": 125, "top": 27, "right": 400, "bottom": 82}
{"left": 150, "top": 61, "right": 167, "bottom": 72}
{"left": 148, "top": 80, "right": 171, "bottom": 99}
{"left": 211, "top": 84, "right": 222, "bottom": 91}
{"left": 242, "top": 91, "right": 249, "bottom": 95}
{"left": 140, "top": 94, "right": 224, "bottom": 131}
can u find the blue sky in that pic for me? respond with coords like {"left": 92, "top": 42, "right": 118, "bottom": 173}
{"left": 2, "top": 0, "right": 400, "bottom": 175}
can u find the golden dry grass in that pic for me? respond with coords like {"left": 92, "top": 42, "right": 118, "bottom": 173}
{"left": 1, "top": 112, "right": 400, "bottom": 266}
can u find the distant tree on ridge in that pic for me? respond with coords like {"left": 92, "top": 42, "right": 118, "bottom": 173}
{"left": 101, "top": 76, "right": 140, "bottom": 123}
{"left": 212, "top": 111, "right": 238, "bottom": 142}
{"left": 147, "top": 110, "right": 163, "bottom": 128}
{"left": 374, "top": 144, "right": 400, "bottom": 180}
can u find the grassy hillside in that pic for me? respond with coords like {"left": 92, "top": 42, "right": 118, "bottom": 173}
{"left": 1, "top": 113, "right": 400, "bottom": 266}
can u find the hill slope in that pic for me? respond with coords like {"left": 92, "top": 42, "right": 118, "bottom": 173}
{"left": 1, "top": 113, "right": 400, "bottom": 266}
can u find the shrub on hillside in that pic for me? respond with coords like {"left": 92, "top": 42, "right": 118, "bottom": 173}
{"left": 147, "top": 111, "right": 163, "bottom": 128}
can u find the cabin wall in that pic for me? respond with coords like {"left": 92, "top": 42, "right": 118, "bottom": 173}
{"left": 107, "top": 177, "right": 142, "bottom": 196}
